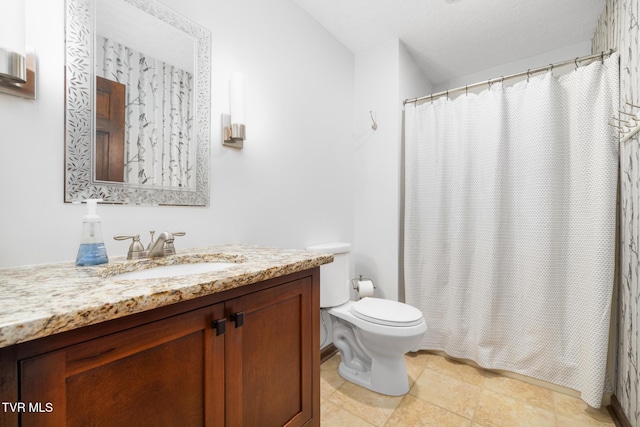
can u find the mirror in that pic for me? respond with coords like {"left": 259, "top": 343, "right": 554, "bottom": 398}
{"left": 64, "top": 0, "right": 211, "bottom": 206}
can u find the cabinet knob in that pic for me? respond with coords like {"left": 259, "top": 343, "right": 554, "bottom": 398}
{"left": 231, "top": 312, "right": 244, "bottom": 328}
{"left": 212, "top": 318, "right": 226, "bottom": 336}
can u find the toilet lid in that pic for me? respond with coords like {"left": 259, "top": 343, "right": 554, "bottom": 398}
{"left": 351, "top": 297, "right": 424, "bottom": 327}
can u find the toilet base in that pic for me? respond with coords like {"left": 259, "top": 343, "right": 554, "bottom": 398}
{"left": 337, "top": 354, "right": 410, "bottom": 396}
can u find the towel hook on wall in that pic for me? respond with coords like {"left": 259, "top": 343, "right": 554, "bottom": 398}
{"left": 610, "top": 101, "right": 640, "bottom": 143}
{"left": 369, "top": 111, "right": 378, "bottom": 131}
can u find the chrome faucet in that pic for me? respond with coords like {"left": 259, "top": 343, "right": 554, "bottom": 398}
{"left": 114, "top": 231, "right": 186, "bottom": 259}
{"left": 148, "top": 231, "right": 174, "bottom": 257}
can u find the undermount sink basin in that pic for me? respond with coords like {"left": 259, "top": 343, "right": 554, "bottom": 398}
{"left": 112, "top": 262, "right": 237, "bottom": 280}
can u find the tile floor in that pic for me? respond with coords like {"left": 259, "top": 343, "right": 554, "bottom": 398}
{"left": 320, "top": 351, "right": 615, "bottom": 427}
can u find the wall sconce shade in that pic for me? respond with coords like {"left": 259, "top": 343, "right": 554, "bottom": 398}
{"left": 222, "top": 72, "right": 245, "bottom": 148}
{"left": 0, "top": 48, "right": 26, "bottom": 84}
{"left": 0, "top": 0, "right": 35, "bottom": 99}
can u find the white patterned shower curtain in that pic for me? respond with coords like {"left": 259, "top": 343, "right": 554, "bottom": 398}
{"left": 97, "top": 36, "right": 194, "bottom": 188}
{"left": 404, "top": 54, "right": 619, "bottom": 407}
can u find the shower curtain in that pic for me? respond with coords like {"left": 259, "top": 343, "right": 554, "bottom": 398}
{"left": 404, "top": 54, "right": 619, "bottom": 407}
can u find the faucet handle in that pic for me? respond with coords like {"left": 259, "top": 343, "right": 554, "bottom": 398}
{"left": 163, "top": 231, "right": 186, "bottom": 256}
{"left": 147, "top": 230, "right": 156, "bottom": 250}
{"left": 114, "top": 234, "right": 147, "bottom": 260}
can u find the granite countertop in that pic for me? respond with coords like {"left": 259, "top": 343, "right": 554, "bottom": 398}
{"left": 0, "top": 244, "right": 333, "bottom": 349}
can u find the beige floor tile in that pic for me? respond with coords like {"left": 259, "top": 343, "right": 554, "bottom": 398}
{"left": 554, "top": 393, "right": 614, "bottom": 426}
{"left": 405, "top": 351, "right": 442, "bottom": 369}
{"left": 410, "top": 368, "right": 482, "bottom": 419}
{"left": 557, "top": 415, "right": 616, "bottom": 427}
{"left": 320, "top": 367, "right": 345, "bottom": 403}
{"left": 424, "top": 354, "right": 486, "bottom": 386}
{"left": 321, "top": 350, "right": 617, "bottom": 427}
{"left": 328, "top": 381, "right": 404, "bottom": 427}
{"left": 473, "top": 389, "right": 556, "bottom": 427}
{"left": 482, "top": 372, "right": 555, "bottom": 411}
{"left": 321, "top": 353, "right": 342, "bottom": 371}
{"left": 405, "top": 355, "right": 428, "bottom": 387}
{"left": 386, "top": 394, "right": 473, "bottom": 427}
{"left": 320, "top": 400, "right": 376, "bottom": 427}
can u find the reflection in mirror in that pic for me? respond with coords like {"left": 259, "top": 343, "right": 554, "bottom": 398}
{"left": 95, "top": 75, "right": 125, "bottom": 182}
{"left": 64, "top": 0, "right": 211, "bottom": 206}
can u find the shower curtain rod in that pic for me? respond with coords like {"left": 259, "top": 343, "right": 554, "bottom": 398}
{"left": 403, "top": 48, "right": 617, "bottom": 105}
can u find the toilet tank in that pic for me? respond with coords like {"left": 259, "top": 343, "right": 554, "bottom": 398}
{"left": 306, "top": 242, "right": 351, "bottom": 308}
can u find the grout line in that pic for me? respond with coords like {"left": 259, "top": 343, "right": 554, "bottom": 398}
{"left": 552, "top": 391, "right": 560, "bottom": 427}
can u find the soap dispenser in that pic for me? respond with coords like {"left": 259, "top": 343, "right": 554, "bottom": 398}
{"left": 75, "top": 199, "right": 109, "bottom": 266}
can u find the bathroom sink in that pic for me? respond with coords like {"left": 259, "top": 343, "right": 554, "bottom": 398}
{"left": 112, "top": 262, "right": 237, "bottom": 280}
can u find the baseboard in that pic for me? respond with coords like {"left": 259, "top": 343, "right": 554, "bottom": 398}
{"left": 320, "top": 344, "right": 337, "bottom": 364}
{"left": 608, "top": 395, "right": 632, "bottom": 427}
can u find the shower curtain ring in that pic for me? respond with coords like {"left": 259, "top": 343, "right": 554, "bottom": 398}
{"left": 527, "top": 69, "right": 531, "bottom": 82}
{"left": 549, "top": 64, "right": 554, "bottom": 73}
{"left": 575, "top": 57, "right": 579, "bottom": 69}
{"left": 465, "top": 85, "right": 468, "bottom": 96}
{"left": 446, "top": 90, "right": 449, "bottom": 100}
{"left": 601, "top": 51, "right": 604, "bottom": 63}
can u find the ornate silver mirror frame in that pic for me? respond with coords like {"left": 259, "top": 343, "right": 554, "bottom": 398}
{"left": 64, "top": 0, "right": 211, "bottom": 206}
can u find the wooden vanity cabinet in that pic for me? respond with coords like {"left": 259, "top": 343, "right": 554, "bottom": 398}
{"left": 225, "top": 277, "right": 315, "bottom": 427}
{"left": 2, "top": 269, "right": 320, "bottom": 427}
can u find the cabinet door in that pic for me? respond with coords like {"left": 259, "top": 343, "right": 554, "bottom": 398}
{"left": 225, "top": 277, "right": 315, "bottom": 427}
{"left": 20, "top": 304, "right": 225, "bottom": 427}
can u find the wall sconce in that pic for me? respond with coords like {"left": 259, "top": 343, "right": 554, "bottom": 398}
{"left": 0, "top": 0, "right": 35, "bottom": 99}
{"left": 222, "top": 72, "right": 245, "bottom": 149}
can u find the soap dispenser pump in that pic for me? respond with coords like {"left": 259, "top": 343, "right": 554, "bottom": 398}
{"left": 75, "top": 199, "right": 109, "bottom": 266}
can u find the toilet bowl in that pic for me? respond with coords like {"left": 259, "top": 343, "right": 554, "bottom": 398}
{"left": 306, "top": 242, "right": 427, "bottom": 396}
{"left": 330, "top": 298, "right": 426, "bottom": 395}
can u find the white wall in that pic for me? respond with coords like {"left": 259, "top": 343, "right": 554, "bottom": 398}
{"left": 353, "top": 39, "right": 431, "bottom": 301}
{"left": 0, "top": 0, "right": 355, "bottom": 268}
{"left": 434, "top": 41, "right": 593, "bottom": 93}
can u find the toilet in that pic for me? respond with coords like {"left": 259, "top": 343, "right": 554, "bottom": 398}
{"left": 307, "top": 242, "right": 427, "bottom": 396}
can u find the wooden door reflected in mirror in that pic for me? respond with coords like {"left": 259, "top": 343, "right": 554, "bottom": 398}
{"left": 95, "top": 76, "right": 125, "bottom": 182}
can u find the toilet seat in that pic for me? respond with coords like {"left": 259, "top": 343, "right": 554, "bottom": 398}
{"left": 351, "top": 297, "right": 424, "bottom": 327}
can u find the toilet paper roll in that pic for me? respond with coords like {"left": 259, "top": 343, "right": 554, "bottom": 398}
{"left": 356, "top": 279, "right": 375, "bottom": 299}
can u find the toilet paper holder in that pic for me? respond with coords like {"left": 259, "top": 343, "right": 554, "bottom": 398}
{"left": 351, "top": 275, "right": 376, "bottom": 291}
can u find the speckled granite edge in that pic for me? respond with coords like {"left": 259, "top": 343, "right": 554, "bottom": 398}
{"left": 0, "top": 244, "right": 333, "bottom": 348}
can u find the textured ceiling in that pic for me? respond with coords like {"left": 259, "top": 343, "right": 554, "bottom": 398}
{"left": 293, "top": 0, "right": 606, "bottom": 85}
